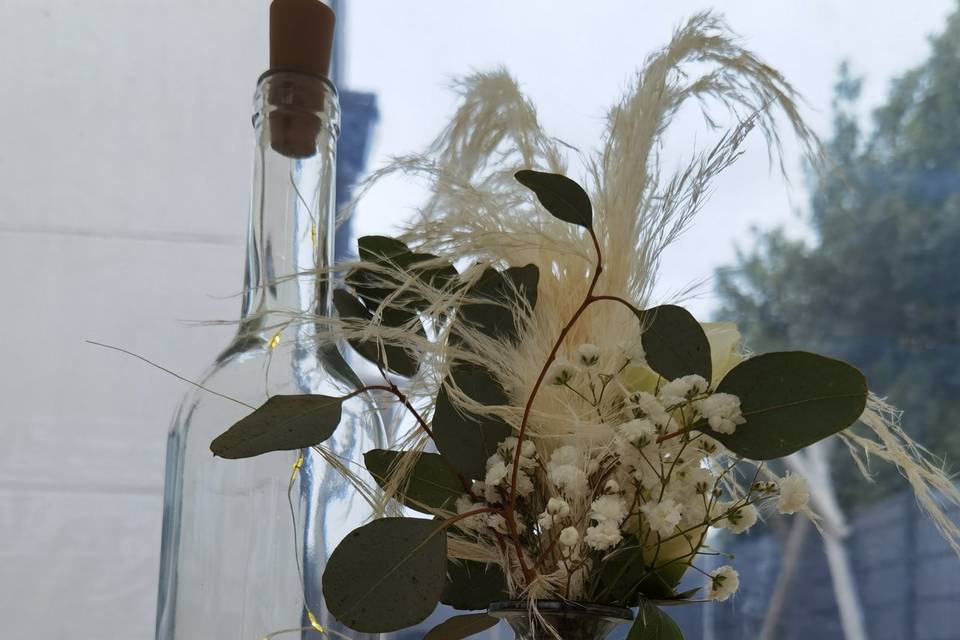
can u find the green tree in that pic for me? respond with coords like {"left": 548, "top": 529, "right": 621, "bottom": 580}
{"left": 716, "top": 8, "right": 960, "bottom": 509}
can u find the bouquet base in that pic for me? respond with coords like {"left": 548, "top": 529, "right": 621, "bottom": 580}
{"left": 488, "top": 600, "right": 633, "bottom": 639}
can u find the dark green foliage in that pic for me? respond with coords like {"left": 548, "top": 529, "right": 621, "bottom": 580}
{"left": 322, "top": 518, "right": 448, "bottom": 632}
{"left": 433, "top": 363, "right": 513, "bottom": 480}
{"left": 457, "top": 264, "right": 539, "bottom": 343}
{"left": 442, "top": 560, "right": 509, "bottom": 610}
{"left": 515, "top": 169, "right": 594, "bottom": 230}
{"left": 424, "top": 613, "right": 500, "bottom": 640}
{"left": 364, "top": 450, "right": 465, "bottom": 514}
{"left": 332, "top": 288, "right": 421, "bottom": 377}
{"left": 709, "top": 352, "right": 868, "bottom": 460}
{"left": 636, "top": 305, "right": 712, "bottom": 381}
{"left": 627, "top": 600, "right": 685, "bottom": 639}
{"left": 597, "top": 539, "right": 689, "bottom": 604}
{"left": 715, "top": 11, "right": 960, "bottom": 507}
{"left": 210, "top": 395, "right": 342, "bottom": 459}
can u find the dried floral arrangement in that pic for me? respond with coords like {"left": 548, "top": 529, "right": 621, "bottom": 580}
{"left": 210, "top": 13, "right": 960, "bottom": 639}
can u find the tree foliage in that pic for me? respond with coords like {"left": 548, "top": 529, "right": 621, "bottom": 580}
{"left": 716, "top": 7, "right": 960, "bottom": 508}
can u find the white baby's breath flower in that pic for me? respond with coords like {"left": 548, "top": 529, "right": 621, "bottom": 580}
{"left": 659, "top": 374, "right": 710, "bottom": 407}
{"left": 618, "top": 418, "right": 656, "bottom": 446}
{"left": 547, "top": 446, "right": 590, "bottom": 497}
{"left": 547, "top": 497, "right": 570, "bottom": 516}
{"left": 538, "top": 511, "right": 554, "bottom": 531}
{"left": 629, "top": 392, "right": 672, "bottom": 428}
{"left": 585, "top": 520, "right": 622, "bottom": 550}
{"left": 777, "top": 473, "right": 811, "bottom": 514}
{"left": 620, "top": 341, "right": 647, "bottom": 364}
{"left": 698, "top": 393, "right": 746, "bottom": 435}
{"left": 546, "top": 358, "right": 579, "bottom": 385}
{"left": 549, "top": 464, "right": 589, "bottom": 498}
{"left": 576, "top": 343, "right": 601, "bottom": 367}
{"left": 708, "top": 565, "right": 740, "bottom": 601}
{"left": 485, "top": 458, "right": 508, "bottom": 486}
{"left": 559, "top": 526, "right": 580, "bottom": 547}
{"left": 604, "top": 479, "right": 621, "bottom": 494}
{"left": 722, "top": 503, "right": 758, "bottom": 534}
{"left": 641, "top": 498, "right": 683, "bottom": 537}
{"left": 455, "top": 495, "right": 486, "bottom": 530}
{"left": 513, "top": 467, "right": 535, "bottom": 497}
{"left": 549, "top": 445, "right": 580, "bottom": 467}
{"left": 590, "top": 495, "right": 628, "bottom": 525}
{"left": 520, "top": 439, "right": 537, "bottom": 459}
{"left": 673, "top": 466, "right": 715, "bottom": 498}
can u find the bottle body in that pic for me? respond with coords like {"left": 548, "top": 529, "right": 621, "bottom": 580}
{"left": 156, "top": 71, "right": 384, "bottom": 640}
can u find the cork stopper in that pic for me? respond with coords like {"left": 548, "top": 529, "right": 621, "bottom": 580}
{"left": 270, "top": 0, "right": 336, "bottom": 77}
{"left": 268, "top": 0, "right": 337, "bottom": 158}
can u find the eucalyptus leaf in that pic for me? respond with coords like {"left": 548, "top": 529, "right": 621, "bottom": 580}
{"left": 515, "top": 169, "right": 593, "bottom": 230}
{"left": 364, "top": 450, "right": 465, "bottom": 514}
{"left": 210, "top": 394, "right": 342, "bottom": 459}
{"left": 598, "top": 541, "right": 688, "bottom": 603}
{"left": 322, "top": 518, "right": 448, "bottom": 633}
{"left": 708, "top": 351, "right": 868, "bottom": 460}
{"left": 424, "top": 613, "right": 500, "bottom": 640}
{"left": 457, "top": 264, "right": 539, "bottom": 343}
{"left": 442, "top": 560, "right": 509, "bottom": 610}
{"left": 433, "top": 363, "right": 513, "bottom": 480}
{"left": 635, "top": 305, "right": 712, "bottom": 382}
{"left": 353, "top": 235, "right": 458, "bottom": 310}
{"left": 358, "top": 235, "right": 413, "bottom": 263}
{"left": 627, "top": 600, "right": 685, "bottom": 640}
{"left": 332, "top": 288, "right": 420, "bottom": 377}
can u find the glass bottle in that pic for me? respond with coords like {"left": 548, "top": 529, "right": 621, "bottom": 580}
{"left": 155, "top": 68, "right": 384, "bottom": 640}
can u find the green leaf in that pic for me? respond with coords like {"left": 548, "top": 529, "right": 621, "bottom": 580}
{"left": 424, "top": 613, "right": 499, "bottom": 640}
{"left": 332, "top": 288, "right": 420, "bottom": 377}
{"left": 627, "top": 600, "right": 684, "bottom": 640}
{"left": 352, "top": 236, "right": 458, "bottom": 310}
{"left": 457, "top": 264, "right": 539, "bottom": 343}
{"left": 635, "top": 305, "right": 711, "bottom": 382}
{"left": 433, "top": 363, "right": 513, "bottom": 480}
{"left": 515, "top": 169, "right": 593, "bottom": 230}
{"left": 322, "top": 518, "right": 448, "bottom": 633}
{"left": 210, "top": 394, "right": 342, "bottom": 459}
{"left": 708, "top": 351, "right": 868, "bottom": 460}
{"left": 364, "top": 450, "right": 465, "bottom": 514}
{"left": 598, "top": 541, "right": 689, "bottom": 603}
{"left": 442, "top": 560, "right": 509, "bottom": 610}
{"left": 358, "top": 235, "right": 413, "bottom": 263}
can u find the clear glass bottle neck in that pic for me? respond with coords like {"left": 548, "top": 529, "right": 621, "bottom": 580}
{"left": 239, "top": 70, "right": 340, "bottom": 335}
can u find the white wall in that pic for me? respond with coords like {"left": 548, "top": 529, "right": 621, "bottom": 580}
{"left": 0, "top": 2, "right": 265, "bottom": 637}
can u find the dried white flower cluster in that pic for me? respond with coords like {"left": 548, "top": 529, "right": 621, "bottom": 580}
{"left": 452, "top": 341, "right": 811, "bottom": 603}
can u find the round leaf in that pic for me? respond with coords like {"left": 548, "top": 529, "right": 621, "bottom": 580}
{"left": 333, "top": 288, "right": 421, "bottom": 377}
{"left": 710, "top": 351, "right": 868, "bottom": 460}
{"left": 457, "top": 265, "right": 539, "bottom": 343}
{"left": 210, "top": 394, "right": 342, "bottom": 459}
{"left": 442, "top": 560, "right": 509, "bottom": 610}
{"left": 424, "top": 613, "right": 499, "bottom": 640}
{"left": 433, "top": 364, "right": 513, "bottom": 480}
{"left": 635, "top": 305, "right": 712, "bottom": 382}
{"left": 364, "top": 450, "right": 466, "bottom": 514}
{"left": 515, "top": 169, "right": 593, "bottom": 230}
{"left": 322, "top": 518, "right": 448, "bottom": 632}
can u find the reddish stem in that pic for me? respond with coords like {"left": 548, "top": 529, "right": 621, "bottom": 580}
{"left": 504, "top": 229, "right": 605, "bottom": 585}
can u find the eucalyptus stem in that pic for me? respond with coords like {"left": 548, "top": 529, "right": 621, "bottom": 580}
{"left": 505, "top": 228, "right": 605, "bottom": 584}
